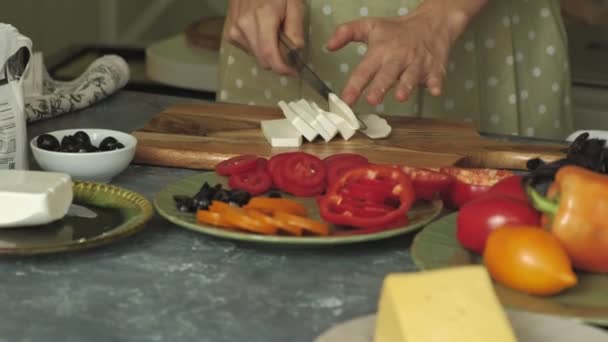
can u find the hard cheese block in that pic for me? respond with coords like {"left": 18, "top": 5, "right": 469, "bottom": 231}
{"left": 0, "top": 170, "right": 73, "bottom": 228}
{"left": 374, "top": 266, "right": 517, "bottom": 342}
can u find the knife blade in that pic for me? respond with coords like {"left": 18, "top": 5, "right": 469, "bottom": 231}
{"left": 278, "top": 32, "right": 367, "bottom": 130}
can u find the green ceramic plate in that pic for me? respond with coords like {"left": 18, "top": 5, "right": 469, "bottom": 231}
{"left": 0, "top": 182, "right": 154, "bottom": 255}
{"left": 411, "top": 213, "right": 608, "bottom": 326}
{"left": 155, "top": 172, "right": 443, "bottom": 246}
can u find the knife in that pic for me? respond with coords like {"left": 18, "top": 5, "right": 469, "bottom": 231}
{"left": 278, "top": 31, "right": 367, "bottom": 130}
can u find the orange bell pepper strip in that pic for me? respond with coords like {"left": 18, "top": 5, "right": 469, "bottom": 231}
{"left": 274, "top": 211, "right": 330, "bottom": 236}
{"left": 528, "top": 165, "right": 608, "bottom": 273}
{"left": 245, "top": 209, "right": 303, "bottom": 236}
{"left": 209, "top": 201, "right": 277, "bottom": 235}
{"left": 243, "top": 197, "right": 308, "bottom": 217}
{"left": 196, "top": 210, "right": 234, "bottom": 228}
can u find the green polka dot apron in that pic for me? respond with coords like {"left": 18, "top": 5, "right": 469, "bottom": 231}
{"left": 218, "top": 0, "right": 572, "bottom": 140}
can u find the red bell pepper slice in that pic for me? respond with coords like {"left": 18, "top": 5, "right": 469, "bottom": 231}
{"left": 318, "top": 165, "right": 415, "bottom": 229}
{"left": 401, "top": 166, "right": 453, "bottom": 200}
{"left": 439, "top": 167, "right": 513, "bottom": 208}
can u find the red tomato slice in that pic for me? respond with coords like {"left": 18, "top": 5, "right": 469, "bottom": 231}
{"left": 326, "top": 155, "right": 370, "bottom": 185}
{"left": 401, "top": 166, "right": 453, "bottom": 200}
{"left": 228, "top": 167, "right": 272, "bottom": 196}
{"left": 280, "top": 152, "right": 326, "bottom": 188}
{"left": 271, "top": 167, "right": 325, "bottom": 197}
{"left": 216, "top": 155, "right": 259, "bottom": 176}
{"left": 439, "top": 167, "right": 513, "bottom": 208}
{"left": 267, "top": 152, "right": 298, "bottom": 175}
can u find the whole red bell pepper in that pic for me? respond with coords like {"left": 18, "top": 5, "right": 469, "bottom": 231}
{"left": 440, "top": 167, "right": 513, "bottom": 208}
{"left": 529, "top": 165, "right": 608, "bottom": 273}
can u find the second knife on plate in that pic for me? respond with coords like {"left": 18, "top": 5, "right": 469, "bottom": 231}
{"left": 278, "top": 31, "right": 367, "bottom": 130}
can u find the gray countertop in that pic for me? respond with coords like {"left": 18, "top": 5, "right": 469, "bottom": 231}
{"left": 1, "top": 91, "right": 420, "bottom": 342}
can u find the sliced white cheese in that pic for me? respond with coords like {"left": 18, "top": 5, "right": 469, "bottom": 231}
{"left": 310, "top": 102, "right": 356, "bottom": 141}
{"left": 308, "top": 101, "right": 339, "bottom": 138}
{"left": 278, "top": 100, "right": 318, "bottom": 142}
{"left": 360, "top": 114, "right": 392, "bottom": 139}
{"left": 290, "top": 100, "right": 335, "bottom": 142}
{"left": 326, "top": 112, "right": 356, "bottom": 141}
{"left": 328, "top": 93, "right": 360, "bottom": 130}
{"left": 261, "top": 119, "right": 303, "bottom": 147}
{"left": 0, "top": 170, "right": 73, "bottom": 228}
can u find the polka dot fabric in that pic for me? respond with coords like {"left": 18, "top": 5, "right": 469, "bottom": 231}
{"left": 217, "top": 0, "right": 572, "bottom": 139}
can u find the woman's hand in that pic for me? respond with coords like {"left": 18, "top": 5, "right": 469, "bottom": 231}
{"left": 326, "top": 0, "right": 487, "bottom": 106}
{"left": 226, "top": 0, "right": 306, "bottom": 75}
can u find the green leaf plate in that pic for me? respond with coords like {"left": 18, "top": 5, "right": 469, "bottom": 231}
{"left": 0, "top": 182, "right": 154, "bottom": 255}
{"left": 411, "top": 213, "right": 608, "bottom": 326}
{"left": 155, "top": 172, "right": 443, "bottom": 246}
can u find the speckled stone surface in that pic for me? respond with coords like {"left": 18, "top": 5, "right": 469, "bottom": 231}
{"left": 1, "top": 91, "right": 421, "bottom": 342}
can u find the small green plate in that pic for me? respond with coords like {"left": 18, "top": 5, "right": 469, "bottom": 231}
{"left": 411, "top": 213, "right": 608, "bottom": 326}
{"left": 155, "top": 172, "right": 443, "bottom": 246}
{"left": 0, "top": 182, "right": 154, "bottom": 255}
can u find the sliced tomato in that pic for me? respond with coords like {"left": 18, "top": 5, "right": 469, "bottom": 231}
{"left": 274, "top": 211, "right": 330, "bottom": 236}
{"left": 324, "top": 153, "right": 368, "bottom": 165}
{"left": 215, "top": 155, "right": 259, "bottom": 176}
{"left": 272, "top": 165, "right": 325, "bottom": 197}
{"left": 401, "top": 166, "right": 453, "bottom": 200}
{"left": 327, "top": 159, "right": 370, "bottom": 186}
{"left": 196, "top": 210, "right": 234, "bottom": 228}
{"left": 243, "top": 197, "right": 308, "bottom": 216}
{"left": 228, "top": 167, "right": 272, "bottom": 196}
{"left": 267, "top": 153, "right": 297, "bottom": 175}
{"left": 318, "top": 165, "right": 415, "bottom": 229}
{"left": 439, "top": 167, "right": 514, "bottom": 208}
{"left": 280, "top": 152, "right": 326, "bottom": 188}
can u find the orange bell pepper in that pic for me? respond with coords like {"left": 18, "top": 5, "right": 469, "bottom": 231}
{"left": 529, "top": 165, "right": 608, "bottom": 273}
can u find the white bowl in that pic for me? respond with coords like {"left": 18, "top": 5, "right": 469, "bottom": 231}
{"left": 30, "top": 129, "right": 137, "bottom": 183}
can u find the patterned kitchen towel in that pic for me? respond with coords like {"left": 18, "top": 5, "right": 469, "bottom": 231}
{"left": 23, "top": 54, "right": 130, "bottom": 123}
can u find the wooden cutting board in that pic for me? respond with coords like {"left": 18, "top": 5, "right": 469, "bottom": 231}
{"left": 132, "top": 102, "right": 567, "bottom": 170}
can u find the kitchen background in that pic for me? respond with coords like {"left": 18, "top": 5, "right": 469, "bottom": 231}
{"left": 2, "top": 0, "right": 608, "bottom": 133}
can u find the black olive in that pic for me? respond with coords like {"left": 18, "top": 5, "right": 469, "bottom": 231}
{"left": 99, "top": 136, "right": 119, "bottom": 151}
{"left": 268, "top": 191, "right": 282, "bottom": 198}
{"left": 212, "top": 189, "right": 231, "bottom": 203}
{"left": 114, "top": 142, "right": 125, "bottom": 150}
{"left": 60, "top": 142, "right": 79, "bottom": 153}
{"left": 73, "top": 131, "right": 91, "bottom": 146}
{"left": 86, "top": 144, "right": 100, "bottom": 153}
{"left": 60, "top": 135, "right": 76, "bottom": 149}
{"left": 36, "top": 134, "right": 60, "bottom": 151}
{"left": 192, "top": 196, "right": 211, "bottom": 210}
{"left": 173, "top": 195, "right": 195, "bottom": 212}
{"left": 229, "top": 190, "right": 252, "bottom": 206}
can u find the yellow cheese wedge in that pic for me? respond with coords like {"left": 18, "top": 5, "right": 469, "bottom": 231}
{"left": 374, "top": 266, "right": 517, "bottom": 342}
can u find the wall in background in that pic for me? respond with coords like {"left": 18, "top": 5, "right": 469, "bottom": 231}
{"left": 1, "top": 0, "right": 228, "bottom": 56}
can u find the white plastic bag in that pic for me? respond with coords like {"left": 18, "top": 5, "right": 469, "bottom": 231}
{"left": 0, "top": 24, "right": 32, "bottom": 170}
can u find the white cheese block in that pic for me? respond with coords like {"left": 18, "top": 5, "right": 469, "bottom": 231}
{"left": 328, "top": 93, "right": 360, "bottom": 130}
{"left": 374, "top": 266, "right": 517, "bottom": 342}
{"left": 290, "top": 100, "right": 335, "bottom": 142}
{"left": 307, "top": 101, "right": 339, "bottom": 138}
{"left": 261, "top": 118, "right": 303, "bottom": 147}
{"left": 360, "top": 114, "right": 392, "bottom": 139}
{"left": 278, "top": 100, "right": 318, "bottom": 142}
{"left": 310, "top": 102, "right": 356, "bottom": 141}
{"left": 0, "top": 170, "right": 73, "bottom": 228}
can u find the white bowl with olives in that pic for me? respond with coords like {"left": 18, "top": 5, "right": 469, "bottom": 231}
{"left": 30, "top": 129, "right": 137, "bottom": 182}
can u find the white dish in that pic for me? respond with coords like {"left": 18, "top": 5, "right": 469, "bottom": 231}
{"left": 315, "top": 312, "right": 608, "bottom": 342}
{"left": 31, "top": 128, "right": 137, "bottom": 183}
{"left": 566, "top": 130, "right": 608, "bottom": 142}
{"left": 0, "top": 170, "right": 73, "bottom": 228}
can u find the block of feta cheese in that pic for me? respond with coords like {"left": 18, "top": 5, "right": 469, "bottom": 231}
{"left": 278, "top": 100, "right": 318, "bottom": 142}
{"left": 374, "top": 266, "right": 517, "bottom": 342}
{"left": 328, "top": 93, "right": 360, "bottom": 130}
{"left": 0, "top": 170, "right": 73, "bottom": 228}
{"left": 311, "top": 102, "right": 356, "bottom": 141}
{"left": 289, "top": 100, "right": 335, "bottom": 142}
{"left": 296, "top": 99, "right": 339, "bottom": 141}
{"left": 261, "top": 118, "right": 303, "bottom": 147}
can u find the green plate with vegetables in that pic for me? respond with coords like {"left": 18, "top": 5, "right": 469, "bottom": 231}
{"left": 155, "top": 172, "right": 443, "bottom": 246}
{"left": 0, "top": 182, "right": 153, "bottom": 255}
{"left": 411, "top": 213, "right": 608, "bottom": 326}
